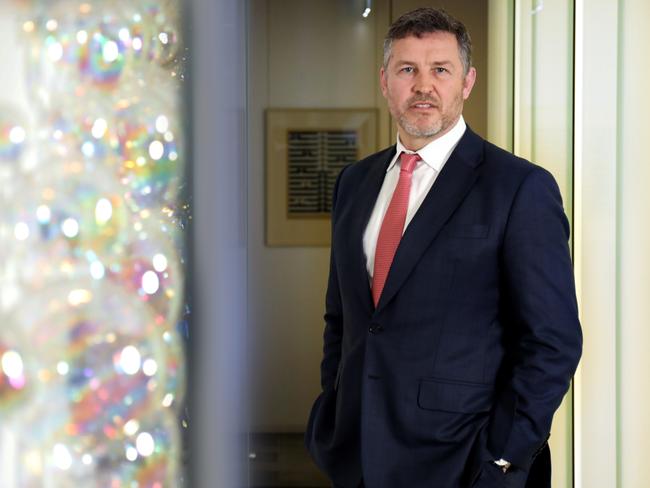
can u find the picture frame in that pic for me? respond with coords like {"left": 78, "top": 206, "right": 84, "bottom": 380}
{"left": 266, "top": 108, "right": 378, "bottom": 246}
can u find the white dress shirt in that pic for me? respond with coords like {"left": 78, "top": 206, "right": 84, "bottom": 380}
{"left": 363, "top": 116, "right": 467, "bottom": 279}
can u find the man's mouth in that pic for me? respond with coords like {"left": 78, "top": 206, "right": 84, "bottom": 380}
{"left": 410, "top": 102, "right": 437, "bottom": 109}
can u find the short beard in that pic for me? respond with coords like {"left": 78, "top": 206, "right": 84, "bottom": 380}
{"left": 394, "top": 92, "right": 462, "bottom": 140}
{"left": 397, "top": 113, "right": 443, "bottom": 139}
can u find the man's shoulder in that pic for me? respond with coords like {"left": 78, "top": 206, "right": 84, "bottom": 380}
{"left": 479, "top": 136, "right": 533, "bottom": 171}
{"left": 474, "top": 133, "right": 547, "bottom": 182}
{"left": 458, "top": 129, "right": 560, "bottom": 197}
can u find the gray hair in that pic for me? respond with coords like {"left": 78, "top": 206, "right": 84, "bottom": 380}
{"left": 383, "top": 8, "right": 472, "bottom": 75}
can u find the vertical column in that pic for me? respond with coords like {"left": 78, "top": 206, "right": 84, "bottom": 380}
{"left": 572, "top": 0, "right": 619, "bottom": 487}
{"left": 374, "top": 0, "right": 393, "bottom": 149}
{"left": 618, "top": 0, "right": 650, "bottom": 486}
{"left": 487, "top": 0, "right": 514, "bottom": 149}
{"left": 188, "top": 0, "right": 248, "bottom": 486}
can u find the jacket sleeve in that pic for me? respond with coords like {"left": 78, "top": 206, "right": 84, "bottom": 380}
{"left": 497, "top": 166, "right": 582, "bottom": 470}
{"left": 319, "top": 166, "right": 349, "bottom": 391}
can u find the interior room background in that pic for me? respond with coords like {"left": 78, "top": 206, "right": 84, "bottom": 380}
{"left": 0, "top": 0, "right": 648, "bottom": 487}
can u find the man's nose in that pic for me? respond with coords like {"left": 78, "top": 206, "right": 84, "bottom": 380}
{"left": 412, "top": 72, "right": 435, "bottom": 94}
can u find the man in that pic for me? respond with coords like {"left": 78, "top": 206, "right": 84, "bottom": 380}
{"left": 305, "top": 8, "right": 582, "bottom": 488}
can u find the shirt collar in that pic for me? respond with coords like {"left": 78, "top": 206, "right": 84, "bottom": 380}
{"left": 387, "top": 116, "right": 467, "bottom": 173}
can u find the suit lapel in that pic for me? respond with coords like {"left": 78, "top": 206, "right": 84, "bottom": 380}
{"left": 374, "top": 128, "right": 485, "bottom": 314}
{"left": 346, "top": 146, "right": 396, "bottom": 313}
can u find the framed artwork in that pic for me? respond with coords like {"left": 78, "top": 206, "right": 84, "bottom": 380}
{"left": 266, "top": 108, "right": 378, "bottom": 246}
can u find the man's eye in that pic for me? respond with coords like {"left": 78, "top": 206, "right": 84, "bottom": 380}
{"left": 400, "top": 67, "right": 414, "bottom": 73}
{"left": 434, "top": 67, "right": 448, "bottom": 74}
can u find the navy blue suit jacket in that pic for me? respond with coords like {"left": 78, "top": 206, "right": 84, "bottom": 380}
{"left": 305, "top": 127, "right": 582, "bottom": 488}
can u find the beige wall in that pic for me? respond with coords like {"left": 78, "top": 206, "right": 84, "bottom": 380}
{"left": 248, "top": 0, "right": 385, "bottom": 431}
{"left": 248, "top": 0, "right": 489, "bottom": 431}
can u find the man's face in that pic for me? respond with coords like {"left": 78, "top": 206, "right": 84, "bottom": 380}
{"left": 380, "top": 31, "right": 476, "bottom": 150}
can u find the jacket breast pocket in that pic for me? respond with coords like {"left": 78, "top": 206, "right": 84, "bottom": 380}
{"left": 417, "top": 378, "right": 493, "bottom": 414}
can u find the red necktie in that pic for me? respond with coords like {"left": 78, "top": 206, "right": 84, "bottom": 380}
{"left": 372, "top": 152, "right": 420, "bottom": 306}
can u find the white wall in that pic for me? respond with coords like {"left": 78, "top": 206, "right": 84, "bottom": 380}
{"left": 618, "top": 2, "right": 650, "bottom": 484}
{"left": 572, "top": 1, "right": 619, "bottom": 486}
{"left": 573, "top": 0, "right": 650, "bottom": 486}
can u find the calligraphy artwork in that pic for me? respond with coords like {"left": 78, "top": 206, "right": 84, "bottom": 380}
{"left": 266, "top": 109, "right": 377, "bottom": 246}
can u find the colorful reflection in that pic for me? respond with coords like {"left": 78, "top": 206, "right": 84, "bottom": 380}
{"left": 0, "top": 0, "right": 186, "bottom": 486}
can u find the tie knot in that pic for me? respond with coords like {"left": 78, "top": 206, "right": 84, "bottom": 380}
{"left": 399, "top": 152, "right": 420, "bottom": 174}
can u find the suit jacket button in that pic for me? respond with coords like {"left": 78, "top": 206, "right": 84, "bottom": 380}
{"left": 369, "top": 323, "right": 384, "bottom": 334}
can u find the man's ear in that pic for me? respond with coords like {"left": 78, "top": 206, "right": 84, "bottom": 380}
{"left": 380, "top": 66, "right": 388, "bottom": 98}
{"left": 462, "top": 66, "right": 477, "bottom": 100}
